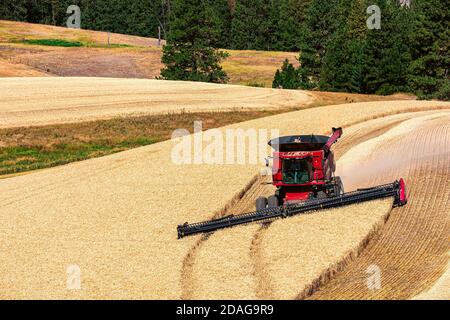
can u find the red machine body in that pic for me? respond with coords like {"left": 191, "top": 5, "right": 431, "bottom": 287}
{"left": 257, "top": 128, "right": 344, "bottom": 209}
{"left": 271, "top": 150, "right": 336, "bottom": 200}
{"left": 178, "top": 127, "right": 408, "bottom": 239}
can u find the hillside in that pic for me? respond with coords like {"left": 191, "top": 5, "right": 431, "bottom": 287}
{"left": 1, "top": 100, "right": 449, "bottom": 299}
{"left": 0, "top": 77, "right": 312, "bottom": 128}
{"left": 0, "top": 20, "right": 298, "bottom": 87}
{"left": 0, "top": 76, "right": 414, "bottom": 178}
{"left": 1, "top": 16, "right": 448, "bottom": 301}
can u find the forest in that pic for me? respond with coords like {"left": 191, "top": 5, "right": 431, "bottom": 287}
{"left": 1, "top": 0, "right": 448, "bottom": 99}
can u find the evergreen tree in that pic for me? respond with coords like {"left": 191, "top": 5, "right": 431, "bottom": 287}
{"left": 272, "top": 59, "right": 304, "bottom": 89}
{"left": 209, "top": 0, "right": 232, "bottom": 48}
{"left": 230, "top": 0, "right": 273, "bottom": 50}
{"left": 363, "top": 0, "right": 412, "bottom": 94}
{"left": 320, "top": 0, "right": 366, "bottom": 92}
{"left": 273, "top": 69, "right": 283, "bottom": 88}
{"left": 150, "top": 0, "right": 172, "bottom": 40}
{"left": 1, "top": 0, "right": 447, "bottom": 99}
{"left": 0, "top": 0, "right": 28, "bottom": 21}
{"left": 407, "top": 0, "right": 449, "bottom": 100}
{"left": 124, "top": 1, "right": 152, "bottom": 37}
{"left": 274, "top": 0, "right": 310, "bottom": 51}
{"left": 298, "top": 0, "right": 341, "bottom": 88}
{"left": 160, "top": 0, "right": 229, "bottom": 83}
{"left": 320, "top": 0, "right": 414, "bottom": 95}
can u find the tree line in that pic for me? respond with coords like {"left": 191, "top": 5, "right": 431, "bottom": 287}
{"left": 0, "top": 0, "right": 308, "bottom": 51}
{"left": 1, "top": 0, "right": 448, "bottom": 99}
{"left": 273, "top": 0, "right": 449, "bottom": 100}
{"left": 0, "top": 1, "right": 169, "bottom": 41}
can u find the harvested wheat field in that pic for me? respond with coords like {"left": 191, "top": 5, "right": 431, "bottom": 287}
{"left": 0, "top": 77, "right": 312, "bottom": 129}
{"left": 414, "top": 255, "right": 450, "bottom": 300}
{"left": 185, "top": 198, "right": 393, "bottom": 300}
{"left": 309, "top": 113, "right": 450, "bottom": 300}
{"left": 0, "top": 99, "right": 449, "bottom": 299}
{"left": 0, "top": 44, "right": 164, "bottom": 78}
{"left": 182, "top": 109, "right": 450, "bottom": 300}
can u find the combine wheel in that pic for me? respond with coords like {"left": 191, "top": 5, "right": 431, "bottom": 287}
{"left": 316, "top": 191, "right": 328, "bottom": 199}
{"left": 256, "top": 197, "right": 268, "bottom": 211}
{"left": 334, "top": 177, "right": 344, "bottom": 196}
{"left": 267, "top": 195, "right": 279, "bottom": 208}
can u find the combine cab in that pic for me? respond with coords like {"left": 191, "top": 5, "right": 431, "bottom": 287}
{"left": 177, "top": 128, "right": 407, "bottom": 239}
{"left": 257, "top": 127, "right": 344, "bottom": 210}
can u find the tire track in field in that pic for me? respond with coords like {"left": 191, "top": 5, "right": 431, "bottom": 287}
{"left": 250, "top": 223, "right": 275, "bottom": 299}
{"left": 180, "top": 112, "right": 416, "bottom": 298}
{"left": 248, "top": 115, "right": 418, "bottom": 299}
{"left": 180, "top": 174, "right": 269, "bottom": 299}
{"left": 309, "top": 114, "right": 450, "bottom": 299}
{"left": 179, "top": 109, "right": 448, "bottom": 299}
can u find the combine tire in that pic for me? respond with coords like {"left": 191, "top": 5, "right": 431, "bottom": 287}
{"left": 267, "top": 195, "right": 279, "bottom": 208}
{"left": 334, "top": 177, "right": 344, "bottom": 196}
{"left": 316, "top": 191, "right": 328, "bottom": 199}
{"left": 256, "top": 197, "right": 268, "bottom": 211}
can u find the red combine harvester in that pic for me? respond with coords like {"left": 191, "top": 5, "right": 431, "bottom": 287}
{"left": 257, "top": 127, "right": 344, "bottom": 210}
{"left": 178, "top": 128, "right": 407, "bottom": 239}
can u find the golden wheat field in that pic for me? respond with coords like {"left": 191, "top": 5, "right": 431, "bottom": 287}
{"left": 310, "top": 113, "right": 450, "bottom": 300}
{"left": 186, "top": 199, "right": 394, "bottom": 300}
{"left": 0, "top": 88, "right": 449, "bottom": 299}
{"left": 414, "top": 256, "right": 450, "bottom": 300}
{"left": 183, "top": 110, "right": 450, "bottom": 300}
{"left": 0, "top": 77, "right": 313, "bottom": 128}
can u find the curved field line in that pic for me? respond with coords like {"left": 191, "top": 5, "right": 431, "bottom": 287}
{"left": 309, "top": 115, "right": 450, "bottom": 299}
{"left": 179, "top": 109, "right": 441, "bottom": 299}
{"left": 1, "top": 99, "right": 449, "bottom": 299}
{"left": 250, "top": 116, "right": 416, "bottom": 299}
{"left": 250, "top": 224, "right": 275, "bottom": 299}
{"left": 180, "top": 174, "right": 262, "bottom": 299}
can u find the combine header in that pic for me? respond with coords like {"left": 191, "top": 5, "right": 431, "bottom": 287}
{"left": 177, "top": 128, "right": 407, "bottom": 239}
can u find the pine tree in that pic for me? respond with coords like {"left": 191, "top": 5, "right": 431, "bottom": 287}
{"left": 298, "top": 0, "right": 341, "bottom": 88}
{"left": 407, "top": 0, "right": 449, "bottom": 100}
{"left": 209, "top": 0, "right": 232, "bottom": 48}
{"left": 320, "top": 0, "right": 414, "bottom": 95}
{"left": 320, "top": 0, "right": 366, "bottom": 92}
{"left": 274, "top": 0, "right": 310, "bottom": 51}
{"left": 363, "top": 0, "right": 412, "bottom": 94}
{"left": 346, "top": 0, "right": 367, "bottom": 39}
{"left": 272, "top": 59, "right": 303, "bottom": 89}
{"left": 124, "top": 1, "right": 158, "bottom": 37}
{"left": 0, "top": 0, "right": 28, "bottom": 21}
{"left": 160, "top": 0, "right": 229, "bottom": 83}
{"left": 150, "top": 0, "right": 172, "bottom": 39}
{"left": 230, "top": 0, "right": 273, "bottom": 50}
{"left": 273, "top": 69, "right": 283, "bottom": 88}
